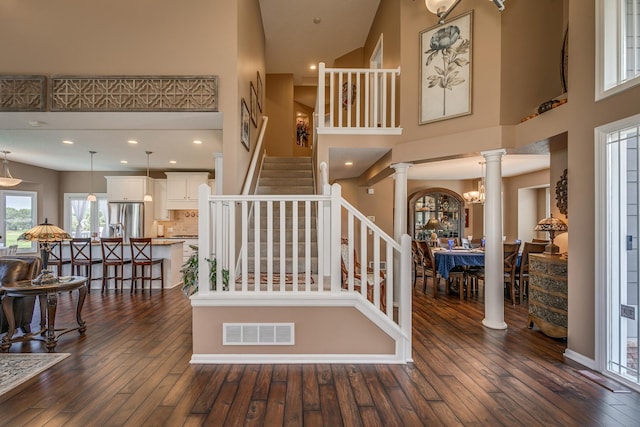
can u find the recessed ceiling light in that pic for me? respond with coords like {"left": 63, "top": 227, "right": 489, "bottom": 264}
{"left": 193, "top": 140, "right": 202, "bottom": 144}
{"left": 120, "top": 160, "right": 128, "bottom": 164}
{"left": 28, "top": 120, "right": 41, "bottom": 127}
{"left": 310, "top": 64, "right": 317, "bottom": 70}
{"left": 345, "top": 161, "right": 353, "bottom": 166}
{"left": 62, "top": 140, "right": 74, "bottom": 145}
{"left": 169, "top": 160, "right": 177, "bottom": 164}
{"left": 128, "top": 140, "right": 138, "bottom": 144}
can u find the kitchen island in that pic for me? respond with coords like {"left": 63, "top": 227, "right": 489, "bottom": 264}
{"left": 59, "top": 239, "right": 185, "bottom": 291}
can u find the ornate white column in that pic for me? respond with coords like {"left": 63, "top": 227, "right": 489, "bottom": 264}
{"left": 481, "top": 149, "right": 507, "bottom": 330}
{"left": 391, "top": 163, "right": 412, "bottom": 303}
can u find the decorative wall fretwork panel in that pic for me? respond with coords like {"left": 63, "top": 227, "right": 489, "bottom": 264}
{"left": 50, "top": 76, "right": 218, "bottom": 112}
{"left": 0, "top": 76, "right": 46, "bottom": 111}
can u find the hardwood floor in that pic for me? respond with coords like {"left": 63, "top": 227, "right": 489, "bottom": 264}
{"left": 1, "top": 281, "right": 639, "bottom": 426}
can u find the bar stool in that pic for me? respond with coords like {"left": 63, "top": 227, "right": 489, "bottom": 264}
{"left": 100, "top": 237, "right": 131, "bottom": 293}
{"left": 129, "top": 237, "right": 164, "bottom": 292}
{"left": 42, "top": 241, "right": 71, "bottom": 276}
{"left": 70, "top": 238, "right": 102, "bottom": 293}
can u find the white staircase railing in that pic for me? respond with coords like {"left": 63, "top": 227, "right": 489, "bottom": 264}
{"left": 196, "top": 182, "right": 412, "bottom": 358}
{"left": 316, "top": 62, "right": 401, "bottom": 134}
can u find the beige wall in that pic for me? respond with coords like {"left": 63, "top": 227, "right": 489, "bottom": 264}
{"left": 8, "top": 161, "right": 59, "bottom": 225}
{"left": 264, "top": 74, "right": 295, "bottom": 156}
{"left": 193, "top": 306, "right": 395, "bottom": 355}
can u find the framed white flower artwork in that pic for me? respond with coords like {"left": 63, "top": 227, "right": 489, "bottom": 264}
{"left": 419, "top": 10, "right": 473, "bottom": 125}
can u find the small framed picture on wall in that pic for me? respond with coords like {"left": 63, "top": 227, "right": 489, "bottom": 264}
{"left": 241, "top": 98, "right": 250, "bottom": 151}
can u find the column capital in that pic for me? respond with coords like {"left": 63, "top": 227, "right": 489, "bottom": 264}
{"left": 391, "top": 162, "right": 413, "bottom": 172}
{"left": 481, "top": 149, "right": 507, "bottom": 160}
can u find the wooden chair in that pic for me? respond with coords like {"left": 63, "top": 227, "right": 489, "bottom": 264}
{"left": 414, "top": 240, "right": 441, "bottom": 297}
{"left": 532, "top": 239, "right": 549, "bottom": 244}
{"left": 42, "top": 241, "right": 71, "bottom": 276}
{"left": 130, "top": 237, "right": 164, "bottom": 292}
{"left": 438, "top": 237, "right": 459, "bottom": 248}
{"left": 340, "top": 238, "right": 386, "bottom": 312}
{"left": 100, "top": 237, "right": 131, "bottom": 293}
{"left": 468, "top": 242, "right": 521, "bottom": 304}
{"left": 503, "top": 242, "right": 521, "bottom": 305}
{"left": 518, "top": 241, "right": 546, "bottom": 302}
{"left": 70, "top": 238, "right": 102, "bottom": 292}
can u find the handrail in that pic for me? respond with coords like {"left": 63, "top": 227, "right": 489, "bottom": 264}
{"left": 242, "top": 116, "right": 269, "bottom": 195}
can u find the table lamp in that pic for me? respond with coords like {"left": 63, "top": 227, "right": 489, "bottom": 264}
{"left": 18, "top": 218, "right": 71, "bottom": 284}
{"left": 424, "top": 217, "right": 443, "bottom": 246}
{"left": 534, "top": 215, "right": 568, "bottom": 255}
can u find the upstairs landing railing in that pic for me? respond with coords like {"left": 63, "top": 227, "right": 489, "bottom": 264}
{"left": 316, "top": 62, "right": 402, "bottom": 134}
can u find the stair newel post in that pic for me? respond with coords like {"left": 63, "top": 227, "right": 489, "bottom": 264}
{"left": 330, "top": 183, "right": 342, "bottom": 293}
{"left": 198, "top": 183, "right": 212, "bottom": 295}
{"left": 317, "top": 63, "right": 326, "bottom": 132}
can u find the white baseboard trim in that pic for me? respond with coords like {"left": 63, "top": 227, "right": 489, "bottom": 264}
{"left": 190, "top": 352, "right": 407, "bottom": 364}
{"left": 564, "top": 349, "right": 596, "bottom": 369}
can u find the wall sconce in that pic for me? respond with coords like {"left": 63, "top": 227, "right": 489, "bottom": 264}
{"left": 425, "top": 0, "right": 505, "bottom": 24}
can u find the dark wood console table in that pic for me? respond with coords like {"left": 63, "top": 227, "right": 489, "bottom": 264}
{"left": 1, "top": 276, "right": 87, "bottom": 352}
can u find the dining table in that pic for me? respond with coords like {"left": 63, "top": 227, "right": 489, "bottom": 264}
{"left": 433, "top": 247, "right": 485, "bottom": 280}
{"left": 433, "top": 247, "right": 485, "bottom": 299}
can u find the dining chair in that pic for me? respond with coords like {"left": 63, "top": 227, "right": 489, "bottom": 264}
{"left": 100, "top": 237, "right": 131, "bottom": 293}
{"left": 518, "top": 241, "right": 546, "bottom": 302}
{"left": 468, "top": 242, "right": 521, "bottom": 304}
{"left": 503, "top": 242, "right": 521, "bottom": 305}
{"left": 415, "top": 240, "right": 441, "bottom": 298}
{"left": 532, "top": 238, "right": 549, "bottom": 244}
{"left": 42, "top": 241, "right": 71, "bottom": 276}
{"left": 129, "top": 237, "right": 164, "bottom": 292}
{"left": 340, "top": 237, "right": 386, "bottom": 311}
{"left": 69, "top": 238, "right": 102, "bottom": 293}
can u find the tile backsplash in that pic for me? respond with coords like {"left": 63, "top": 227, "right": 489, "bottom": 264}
{"left": 156, "top": 210, "right": 199, "bottom": 236}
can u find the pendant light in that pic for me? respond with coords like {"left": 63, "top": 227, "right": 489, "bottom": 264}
{"left": 463, "top": 161, "right": 485, "bottom": 204}
{"left": 143, "top": 151, "right": 153, "bottom": 202}
{"left": 87, "top": 151, "right": 97, "bottom": 202}
{"left": 0, "top": 151, "right": 22, "bottom": 187}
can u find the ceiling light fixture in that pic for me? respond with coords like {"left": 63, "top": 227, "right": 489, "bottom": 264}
{"left": 87, "top": 151, "right": 97, "bottom": 202}
{"left": 425, "top": 0, "right": 504, "bottom": 24}
{"left": 193, "top": 140, "right": 202, "bottom": 145}
{"left": 0, "top": 151, "right": 22, "bottom": 187}
{"left": 345, "top": 161, "right": 353, "bottom": 166}
{"left": 463, "top": 161, "right": 485, "bottom": 204}
{"left": 63, "top": 140, "right": 74, "bottom": 145}
{"left": 128, "top": 140, "right": 138, "bottom": 144}
{"left": 143, "top": 151, "right": 153, "bottom": 202}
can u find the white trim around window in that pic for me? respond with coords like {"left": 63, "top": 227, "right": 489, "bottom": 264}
{"left": 596, "top": 0, "right": 640, "bottom": 100}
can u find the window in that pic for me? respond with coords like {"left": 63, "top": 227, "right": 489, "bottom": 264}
{"left": 63, "top": 193, "right": 108, "bottom": 239}
{"left": 1, "top": 190, "right": 37, "bottom": 252}
{"left": 597, "top": 0, "right": 640, "bottom": 99}
{"left": 596, "top": 113, "right": 640, "bottom": 391}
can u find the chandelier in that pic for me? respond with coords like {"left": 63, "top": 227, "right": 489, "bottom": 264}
{"left": 425, "top": 0, "right": 505, "bottom": 24}
{"left": 463, "top": 161, "right": 485, "bottom": 204}
{"left": 0, "top": 150, "right": 22, "bottom": 187}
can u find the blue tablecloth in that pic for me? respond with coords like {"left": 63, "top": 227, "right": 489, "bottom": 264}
{"left": 434, "top": 250, "right": 485, "bottom": 279}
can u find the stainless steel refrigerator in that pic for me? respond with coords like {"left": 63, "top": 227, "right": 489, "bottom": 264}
{"left": 107, "top": 202, "right": 144, "bottom": 242}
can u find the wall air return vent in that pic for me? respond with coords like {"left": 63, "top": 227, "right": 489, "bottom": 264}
{"left": 223, "top": 323, "right": 295, "bottom": 345}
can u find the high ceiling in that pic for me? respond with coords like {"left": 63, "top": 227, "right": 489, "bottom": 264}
{"left": 0, "top": 0, "right": 549, "bottom": 180}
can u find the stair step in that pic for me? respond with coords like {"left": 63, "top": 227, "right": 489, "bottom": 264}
{"left": 246, "top": 242, "right": 318, "bottom": 257}
{"left": 249, "top": 229, "right": 317, "bottom": 242}
{"left": 259, "top": 177, "right": 314, "bottom": 187}
{"left": 246, "top": 257, "right": 318, "bottom": 274}
{"left": 260, "top": 170, "right": 313, "bottom": 179}
{"left": 257, "top": 186, "right": 314, "bottom": 195}
{"left": 263, "top": 156, "right": 311, "bottom": 164}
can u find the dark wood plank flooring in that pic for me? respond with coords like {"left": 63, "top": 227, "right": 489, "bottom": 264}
{"left": 1, "top": 280, "right": 639, "bottom": 426}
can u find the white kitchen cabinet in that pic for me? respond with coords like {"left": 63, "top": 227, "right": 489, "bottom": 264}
{"left": 153, "top": 179, "right": 170, "bottom": 220}
{"left": 105, "top": 176, "right": 153, "bottom": 201}
{"left": 165, "top": 172, "right": 210, "bottom": 209}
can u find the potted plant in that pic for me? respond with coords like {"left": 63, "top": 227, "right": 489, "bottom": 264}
{"left": 180, "top": 245, "right": 229, "bottom": 297}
